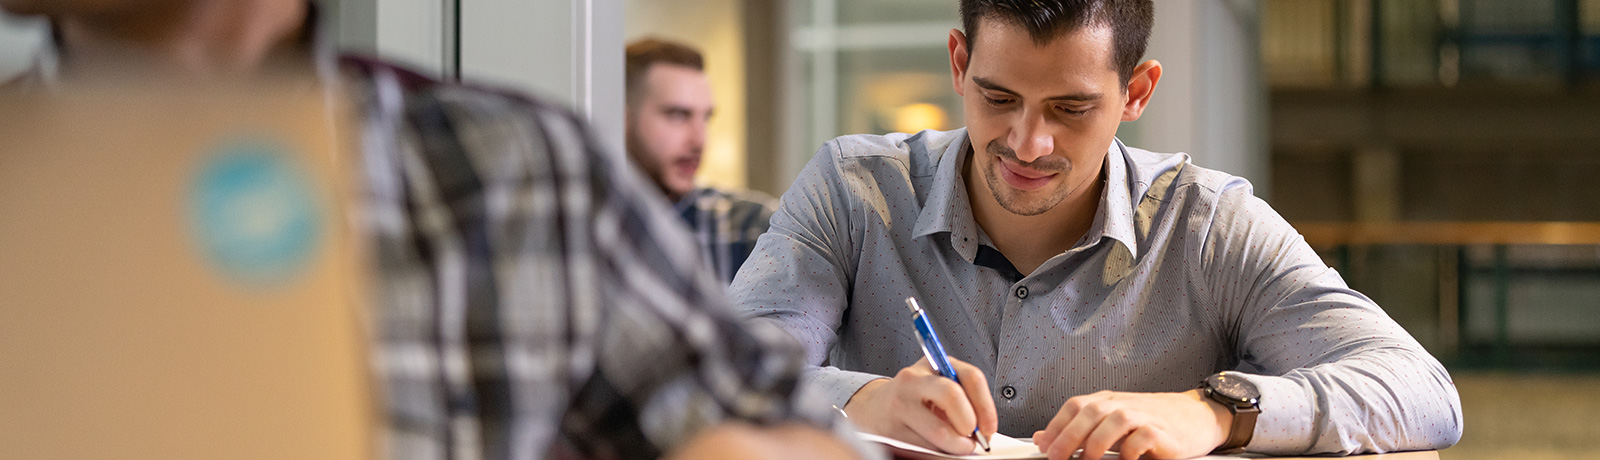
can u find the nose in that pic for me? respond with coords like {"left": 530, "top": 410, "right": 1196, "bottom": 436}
{"left": 688, "top": 117, "right": 709, "bottom": 153}
{"left": 1007, "top": 108, "right": 1054, "bottom": 163}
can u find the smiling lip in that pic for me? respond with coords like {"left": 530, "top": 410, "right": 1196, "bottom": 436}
{"left": 997, "top": 159, "right": 1056, "bottom": 191}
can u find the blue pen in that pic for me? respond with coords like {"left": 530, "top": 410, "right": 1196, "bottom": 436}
{"left": 906, "top": 297, "right": 991, "bottom": 452}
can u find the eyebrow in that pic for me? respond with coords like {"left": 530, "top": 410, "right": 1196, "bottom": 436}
{"left": 972, "top": 77, "right": 1102, "bottom": 103}
{"left": 659, "top": 104, "right": 713, "bottom": 118}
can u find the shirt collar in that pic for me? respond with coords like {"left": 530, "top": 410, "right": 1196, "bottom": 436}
{"left": 673, "top": 187, "right": 714, "bottom": 213}
{"left": 911, "top": 129, "right": 984, "bottom": 261}
{"left": 1092, "top": 139, "right": 1139, "bottom": 280}
{"left": 912, "top": 133, "right": 1142, "bottom": 279}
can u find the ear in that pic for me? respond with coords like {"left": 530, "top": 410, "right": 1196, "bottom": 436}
{"left": 1120, "top": 60, "right": 1162, "bottom": 122}
{"left": 948, "top": 29, "right": 970, "bottom": 96}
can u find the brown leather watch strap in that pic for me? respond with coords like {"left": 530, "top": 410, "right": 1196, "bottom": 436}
{"left": 1217, "top": 404, "right": 1259, "bottom": 452}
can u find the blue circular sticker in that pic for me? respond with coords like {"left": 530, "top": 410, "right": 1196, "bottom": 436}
{"left": 189, "top": 140, "right": 323, "bottom": 285}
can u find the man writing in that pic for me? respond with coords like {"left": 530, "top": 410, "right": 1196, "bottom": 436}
{"left": 733, "top": 1, "right": 1463, "bottom": 459}
{"left": 625, "top": 38, "right": 776, "bottom": 283}
{"left": 1, "top": 1, "right": 871, "bottom": 459}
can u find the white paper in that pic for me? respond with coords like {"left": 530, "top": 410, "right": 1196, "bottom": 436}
{"left": 858, "top": 432, "right": 1270, "bottom": 459}
{"left": 857, "top": 432, "right": 1107, "bottom": 459}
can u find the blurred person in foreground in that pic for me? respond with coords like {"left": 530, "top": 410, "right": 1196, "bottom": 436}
{"left": 624, "top": 38, "right": 776, "bottom": 284}
{"left": 0, "top": 1, "right": 873, "bottom": 459}
{"left": 731, "top": 0, "right": 1464, "bottom": 459}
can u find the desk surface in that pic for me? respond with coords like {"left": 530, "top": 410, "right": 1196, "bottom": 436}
{"left": 885, "top": 451, "right": 1439, "bottom": 460}
{"left": 873, "top": 433, "right": 1443, "bottom": 460}
{"left": 1292, "top": 221, "right": 1600, "bottom": 246}
{"left": 1221, "top": 451, "right": 1438, "bottom": 460}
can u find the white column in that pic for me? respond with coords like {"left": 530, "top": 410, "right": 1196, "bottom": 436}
{"left": 459, "top": 0, "right": 625, "bottom": 155}
{"left": 1129, "top": 0, "right": 1269, "bottom": 198}
{"left": 335, "top": 0, "right": 625, "bottom": 153}
{"left": 0, "top": 12, "right": 46, "bottom": 81}
{"left": 334, "top": 0, "right": 455, "bottom": 77}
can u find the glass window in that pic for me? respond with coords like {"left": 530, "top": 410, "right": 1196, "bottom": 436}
{"left": 1582, "top": 0, "right": 1600, "bottom": 76}
{"left": 837, "top": 0, "right": 959, "bottom": 26}
{"left": 1262, "top": 0, "right": 1343, "bottom": 87}
{"left": 1456, "top": 0, "right": 1568, "bottom": 84}
{"left": 1378, "top": 0, "right": 1442, "bottom": 86}
{"left": 837, "top": 47, "right": 962, "bottom": 136}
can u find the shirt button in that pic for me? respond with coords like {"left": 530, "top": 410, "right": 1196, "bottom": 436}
{"left": 1014, "top": 286, "right": 1029, "bottom": 299}
{"left": 1001, "top": 385, "right": 1017, "bottom": 400}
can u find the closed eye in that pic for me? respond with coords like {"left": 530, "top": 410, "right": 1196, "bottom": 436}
{"left": 1056, "top": 105, "right": 1090, "bottom": 116}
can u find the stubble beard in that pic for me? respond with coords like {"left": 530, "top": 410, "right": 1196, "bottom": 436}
{"left": 980, "top": 140, "right": 1073, "bottom": 217}
{"left": 625, "top": 131, "right": 686, "bottom": 199}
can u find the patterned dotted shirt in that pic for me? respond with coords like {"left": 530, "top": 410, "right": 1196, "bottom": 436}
{"left": 733, "top": 128, "right": 1463, "bottom": 455}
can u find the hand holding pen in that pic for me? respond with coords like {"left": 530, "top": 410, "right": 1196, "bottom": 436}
{"left": 839, "top": 297, "right": 998, "bottom": 455}
{"left": 907, "top": 297, "right": 993, "bottom": 452}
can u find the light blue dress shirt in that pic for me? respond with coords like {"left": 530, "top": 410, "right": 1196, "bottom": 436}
{"left": 732, "top": 129, "right": 1463, "bottom": 455}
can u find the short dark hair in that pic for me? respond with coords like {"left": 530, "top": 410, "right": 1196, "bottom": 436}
{"left": 625, "top": 38, "right": 705, "bottom": 105}
{"left": 959, "top": 0, "right": 1154, "bottom": 87}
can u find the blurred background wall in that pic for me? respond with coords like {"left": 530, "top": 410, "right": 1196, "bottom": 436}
{"left": 1261, "top": 0, "right": 1600, "bottom": 364}
{"left": 331, "top": 0, "right": 628, "bottom": 154}
{"left": 1255, "top": 3, "right": 1600, "bottom": 456}
{"left": 0, "top": 13, "right": 42, "bottom": 80}
{"left": 3, "top": 1, "right": 1598, "bottom": 458}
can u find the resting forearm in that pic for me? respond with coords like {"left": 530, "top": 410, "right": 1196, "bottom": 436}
{"left": 1241, "top": 349, "right": 1463, "bottom": 455}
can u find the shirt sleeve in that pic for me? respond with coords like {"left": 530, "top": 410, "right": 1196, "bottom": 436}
{"left": 730, "top": 141, "right": 894, "bottom": 410}
{"left": 1197, "top": 182, "right": 1465, "bottom": 455}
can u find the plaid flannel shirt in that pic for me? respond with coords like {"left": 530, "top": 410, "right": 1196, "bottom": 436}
{"left": 345, "top": 58, "right": 856, "bottom": 460}
{"left": 8, "top": 7, "right": 869, "bottom": 458}
{"left": 675, "top": 188, "right": 777, "bottom": 284}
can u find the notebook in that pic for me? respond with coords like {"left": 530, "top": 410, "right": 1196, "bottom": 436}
{"left": 860, "top": 432, "right": 1053, "bottom": 459}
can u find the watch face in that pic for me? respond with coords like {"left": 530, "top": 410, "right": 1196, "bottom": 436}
{"left": 1207, "top": 372, "right": 1261, "bottom": 406}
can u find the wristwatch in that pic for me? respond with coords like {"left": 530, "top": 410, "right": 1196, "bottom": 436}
{"left": 1200, "top": 371, "right": 1260, "bottom": 453}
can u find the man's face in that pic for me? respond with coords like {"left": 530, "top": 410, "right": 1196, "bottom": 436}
{"left": 625, "top": 63, "right": 713, "bottom": 200}
{"left": 951, "top": 20, "right": 1138, "bottom": 217}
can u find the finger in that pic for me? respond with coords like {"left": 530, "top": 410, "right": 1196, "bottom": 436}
{"left": 894, "top": 357, "right": 939, "bottom": 380}
{"left": 885, "top": 359, "right": 980, "bottom": 454}
{"left": 1037, "top": 392, "right": 1109, "bottom": 451}
{"left": 908, "top": 373, "right": 979, "bottom": 447}
{"left": 1047, "top": 400, "right": 1113, "bottom": 460}
{"left": 1036, "top": 401, "right": 1076, "bottom": 451}
{"left": 900, "top": 397, "right": 979, "bottom": 455}
{"left": 949, "top": 357, "right": 999, "bottom": 436}
{"left": 1031, "top": 430, "right": 1054, "bottom": 458}
{"left": 1078, "top": 409, "right": 1137, "bottom": 460}
{"left": 888, "top": 420, "right": 942, "bottom": 453}
{"left": 1118, "top": 426, "right": 1162, "bottom": 460}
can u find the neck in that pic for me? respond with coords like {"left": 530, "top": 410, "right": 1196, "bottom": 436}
{"left": 55, "top": 1, "right": 309, "bottom": 81}
{"left": 964, "top": 146, "right": 1105, "bottom": 276}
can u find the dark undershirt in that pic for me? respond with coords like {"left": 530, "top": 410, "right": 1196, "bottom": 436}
{"left": 973, "top": 244, "right": 1025, "bottom": 283}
